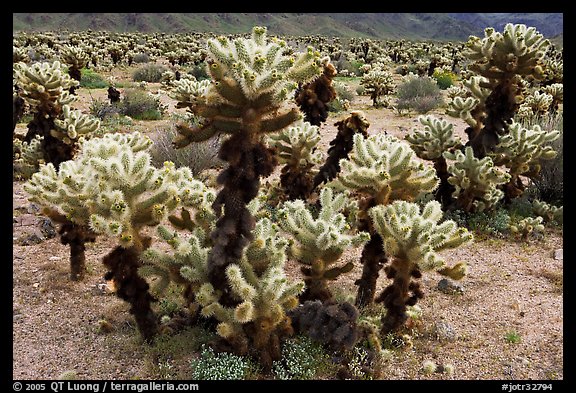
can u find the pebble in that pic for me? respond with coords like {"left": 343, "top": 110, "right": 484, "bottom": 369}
{"left": 49, "top": 256, "right": 62, "bottom": 261}
{"left": 437, "top": 278, "right": 464, "bottom": 294}
{"left": 553, "top": 249, "right": 563, "bottom": 260}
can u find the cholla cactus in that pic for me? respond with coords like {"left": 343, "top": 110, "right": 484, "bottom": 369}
{"left": 196, "top": 217, "right": 305, "bottom": 370}
{"left": 489, "top": 121, "right": 559, "bottom": 200}
{"left": 509, "top": 216, "right": 545, "bottom": 241}
{"left": 444, "top": 146, "right": 511, "bottom": 212}
{"left": 405, "top": 115, "right": 463, "bottom": 208}
{"left": 541, "top": 83, "right": 563, "bottom": 112}
{"left": 532, "top": 200, "right": 563, "bottom": 225}
{"left": 360, "top": 68, "right": 395, "bottom": 108}
{"left": 13, "top": 61, "right": 80, "bottom": 168}
{"left": 52, "top": 105, "right": 101, "bottom": 144}
{"left": 24, "top": 132, "right": 201, "bottom": 341}
{"left": 332, "top": 133, "right": 439, "bottom": 307}
{"left": 312, "top": 111, "right": 369, "bottom": 190}
{"left": 174, "top": 26, "right": 323, "bottom": 307}
{"left": 405, "top": 115, "right": 462, "bottom": 160}
{"left": 170, "top": 78, "right": 211, "bottom": 117}
{"left": 369, "top": 200, "right": 473, "bottom": 333}
{"left": 519, "top": 91, "right": 553, "bottom": 117}
{"left": 333, "top": 133, "right": 439, "bottom": 205}
{"left": 13, "top": 135, "right": 44, "bottom": 181}
{"left": 295, "top": 56, "right": 337, "bottom": 125}
{"left": 446, "top": 76, "right": 490, "bottom": 137}
{"left": 277, "top": 188, "right": 370, "bottom": 301}
{"left": 463, "top": 24, "right": 551, "bottom": 157}
{"left": 267, "top": 120, "right": 323, "bottom": 200}
{"left": 59, "top": 44, "right": 90, "bottom": 93}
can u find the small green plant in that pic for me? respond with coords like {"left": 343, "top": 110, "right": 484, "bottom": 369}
{"left": 119, "top": 89, "right": 165, "bottom": 120}
{"left": 132, "top": 63, "right": 170, "bottom": 83}
{"left": 189, "top": 345, "right": 253, "bottom": 380}
{"left": 396, "top": 75, "right": 444, "bottom": 114}
{"left": 80, "top": 68, "right": 108, "bottom": 89}
{"left": 271, "top": 335, "right": 330, "bottom": 380}
{"left": 432, "top": 69, "right": 457, "bottom": 90}
{"left": 504, "top": 330, "right": 521, "bottom": 344}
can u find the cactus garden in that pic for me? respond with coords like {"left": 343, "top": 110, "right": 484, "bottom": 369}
{"left": 13, "top": 16, "right": 563, "bottom": 381}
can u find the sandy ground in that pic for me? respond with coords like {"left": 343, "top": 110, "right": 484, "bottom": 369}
{"left": 13, "top": 64, "right": 563, "bottom": 381}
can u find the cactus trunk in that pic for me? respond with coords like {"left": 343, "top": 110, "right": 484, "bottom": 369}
{"left": 433, "top": 156, "right": 455, "bottom": 210}
{"left": 207, "top": 133, "right": 277, "bottom": 306}
{"left": 102, "top": 240, "right": 158, "bottom": 342}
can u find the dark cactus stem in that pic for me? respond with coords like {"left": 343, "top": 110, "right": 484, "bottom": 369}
{"left": 207, "top": 133, "right": 277, "bottom": 307}
{"left": 25, "top": 112, "right": 74, "bottom": 170}
{"left": 355, "top": 233, "right": 386, "bottom": 308}
{"left": 295, "top": 61, "right": 337, "bottom": 126}
{"left": 468, "top": 79, "right": 518, "bottom": 159}
{"left": 299, "top": 269, "right": 332, "bottom": 303}
{"left": 503, "top": 174, "right": 525, "bottom": 204}
{"left": 59, "top": 223, "right": 97, "bottom": 281}
{"left": 433, "top": 156, "right": 456, "bottom": 210}
{"left": 68, "top": 67, "right": 81, "bottom": 95}
{"left": 312, "top": 112, "right": 369, "bottom": 190}
{"left": 279, "top": 164, "right": 314, "bottom": 201}
{"left": 355, "top": 197, "right": 388, "bottom": 308}
{"left": 103, "top": 239, "right": 158, "bottom": 343}
{"left": 107, "top": 86, "right": 121, "bottom": 103}
{"left": 377, "top": 264, "right": 424, "bottom": 335}
{"left": 13, "top": 93, "right": 25, "bottom": 133}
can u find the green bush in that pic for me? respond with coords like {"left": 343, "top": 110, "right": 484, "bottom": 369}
{"left": 133, "top": 52, "right": 151, "bottom": 63}
{"left": 80, "top": 68, "right": 108, "bottom": 89}
{"left": 432, "top": 69, "right": 457, "bottom": 90}
{"left": 132, "top": 63, "right": 169, "bottom": 83}
{"left": 187, "top": 62, "right": 210, "bottom": 81}
{"left": 395, "top": 76, "right": 443, "bottom": 114}
{"left": 327, "top": 81, "right": 354, "bottom": 113}
{"left": 119, "top": 89, "right": 164, "bottom": 120}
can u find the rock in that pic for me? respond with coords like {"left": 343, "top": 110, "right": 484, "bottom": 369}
{"left": 38, "top": 217, "right": 57, "bottom": 239}
{"left": 553, "top": 249, "right": 563, "bottom": 260}
{"left": 17, "top": 233, "right": 44, "bottom": 246}
{"left": 437, "top": 278, "right": 464, "bottom": 294}
{"left": 432, "top": 320, "right": 458, "bottom": 342}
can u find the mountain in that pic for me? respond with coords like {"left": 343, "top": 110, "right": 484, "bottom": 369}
{"left": 12, "top": 13, "right": 562, "bottom": 41}
{"left": 448, "top": 13, "right": 563, "bottom": 38}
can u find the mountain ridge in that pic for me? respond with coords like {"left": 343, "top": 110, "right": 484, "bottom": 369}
{"left": 12, "top": 13, "right": 563, "bottom": 41}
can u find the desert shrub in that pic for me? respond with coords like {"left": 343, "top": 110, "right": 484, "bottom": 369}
{"left": 89, "top": 98, "right": 121, "bottom": 119}
{"left": 119, "top": 88, "right": 164, "bottom": 120}
{"left": 521, "top": 113, "right": 563, "bottom": 205}
{"left": 327, "top": 81, "right": 354, "bottom": 113}
{"left": 80, "top": 68, "right": 108, "bottom": 89}
{"left": 132, "top": 63, "right": 169, "bottom": 83}
{"left": 444, "top": 207, "right": 511, "bottom": 236}
{"left": 432, "top": 69, "right": 457, "bottom": 89}
{"left": 272, "top": 336, "right": 330, "bottom": 380}
{"left": 355, "top": 84, "right": 366, "bottom": 95}
{"left": 149, "top": 123, "right": 223, "bottom": 174}
{"left": 337, "top": 57, "right": 364, "bottom": 77}
{"left": 189, "top": 345, "right": 254, "bottom": 380}
{"left": 133, "top": 52, "right": 150, "bottom": 63}
{"left": 396, "top": 75, "right": 443, "bottom": 114}
{"left": 186, "top": 61, "right": 209, "bottom": 81}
